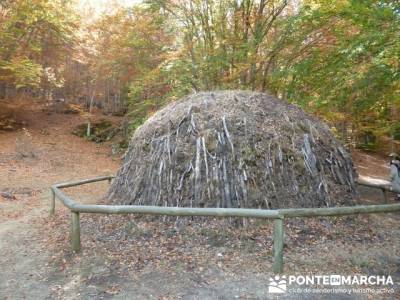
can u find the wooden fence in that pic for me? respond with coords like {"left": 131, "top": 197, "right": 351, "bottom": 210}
{"left": 50, "top": 175, "right": 400, "bottom": 274}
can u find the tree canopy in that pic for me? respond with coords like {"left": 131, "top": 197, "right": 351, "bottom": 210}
{"left": 0, "top": 0, "right": 77, "bottom": 94}
{"left": 0, "top": 0, "right": 399, "bottom": 150}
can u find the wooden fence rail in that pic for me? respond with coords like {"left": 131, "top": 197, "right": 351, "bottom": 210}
{"left": 50, "top": 175, "right": 400, "bottom": 274}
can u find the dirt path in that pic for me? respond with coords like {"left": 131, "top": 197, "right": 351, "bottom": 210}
{"left": 0, "top": 103, "right": 120, "bottom": 299}
{"left": 0, "top": 103, "right": 399, "bottom": 299}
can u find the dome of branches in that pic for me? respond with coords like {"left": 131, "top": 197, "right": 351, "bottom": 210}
{"left": 109, "top": 91, "right": 357, "bottom": 209}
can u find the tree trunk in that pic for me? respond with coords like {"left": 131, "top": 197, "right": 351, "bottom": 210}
{"left": 87, "top": 94, "right": 95, "bottom": 137}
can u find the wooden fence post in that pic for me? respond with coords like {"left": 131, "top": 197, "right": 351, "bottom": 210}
{"left": 382, "top": 188, "right": 388, "bottom": 203}
{"left": 50, "top": 189, "right": 55, "bottom": 216}
{"left": 71, "top": 212, "right": 81, "bottom": 252}
{"left": 273, "top": 218, "right": 284, "bottom": 274}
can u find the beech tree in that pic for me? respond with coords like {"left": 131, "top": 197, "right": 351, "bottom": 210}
{"left": 0, "top": 0, "right": 78, "bottom": 99}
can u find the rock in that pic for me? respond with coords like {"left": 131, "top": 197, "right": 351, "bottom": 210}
{"left": 72, "top": 119, "right": 120, "bottom": 143}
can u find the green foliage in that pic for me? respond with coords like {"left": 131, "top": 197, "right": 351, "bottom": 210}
{"left": 121, "top": 0, "right": 399, "bottom": 151}
{"left": 146, "top": 0, "right": 289, "bottom": 91}
{"left": 357, "top": 130, "right": 378, "bottom": 151}
{"left": 121, "top": 0, "right": 291, "bottom": 134}
{"left": 0, "top": 0, "right": 78, "bottom": 91}
{"left": 391, "top": 122, "right": 400, "bottom": 141}
{"left": 269, "top": 0, "right": 400, "bottom": 147}
{"left": 72, "top": 119, "right": 120, "bottom": 143}
{"left": 1, "top": 57, "right": 42, "bottom": 88}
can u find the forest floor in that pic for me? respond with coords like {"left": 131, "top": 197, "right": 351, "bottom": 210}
{"left": 0, "top": 100, "right": 399, "bottom": 299}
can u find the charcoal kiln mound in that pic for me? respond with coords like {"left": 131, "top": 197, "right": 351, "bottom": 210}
{"left": 109, "top": 91, "right": 357, "bottom": 209}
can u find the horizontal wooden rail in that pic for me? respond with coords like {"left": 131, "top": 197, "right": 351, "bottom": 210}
{"left": 279, "top": 203, "right": 400, "bottom": 218}
{"left": 355, "top": 176, "right": 394, "bottom": 192}
{"left": 355, "top": 176, "right": 400, "bottom": 203}
{"left": 50, "top": 175, "right": 400, "bottom": 274}
{"left": 50, "top": 175, "right": 114, "bottom": 215}
{"left": 54, "top": 175, "right": 114, "bottom": 189}
{"left": 70, "top": 204, "right": 283, "bottom": 218}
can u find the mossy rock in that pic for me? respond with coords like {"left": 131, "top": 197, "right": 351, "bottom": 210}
{"left": 356, "top": 130, "right": 378, "bottom": 151}
{"left": 72, "top": 119, "right": 120, "bottom": 143}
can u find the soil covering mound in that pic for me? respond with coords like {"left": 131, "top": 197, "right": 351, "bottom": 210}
{"left": 109, "top": 91, "right": 356, "bottom": 209}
